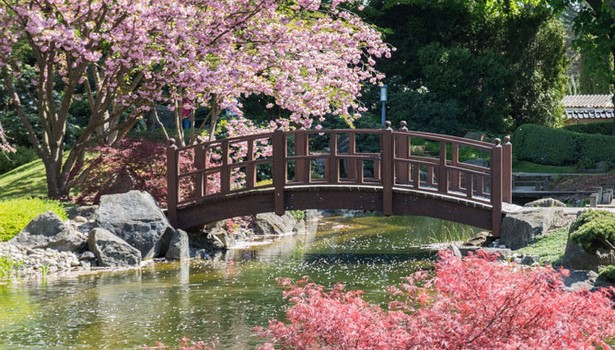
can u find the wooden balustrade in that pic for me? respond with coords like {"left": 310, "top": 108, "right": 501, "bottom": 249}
{"left": 167, "top": 123, "right": 512, "bottom": 236}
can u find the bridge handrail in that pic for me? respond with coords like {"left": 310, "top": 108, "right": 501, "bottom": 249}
{"left": 167, "top": 122, "right": 512, "bottom": 236}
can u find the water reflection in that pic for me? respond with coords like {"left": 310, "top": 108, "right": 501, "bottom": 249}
{"left": 0, "top": 215, "right": 476, "bottom": 349}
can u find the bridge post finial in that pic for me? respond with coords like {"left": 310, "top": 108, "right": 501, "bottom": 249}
{"left": 384, "top": 120, "right": 392, "bottom": 130}
{"left": 503, "top": 135, "right": 511, "bottom": 145}
{"left": 399, "top": 121, "right": 408, "bottom": 131}
{"left": 493, "top": 138, "right": 501, "bottom": 147}
{"left": 167, "top": 138, "right": 178, "bottom": 150}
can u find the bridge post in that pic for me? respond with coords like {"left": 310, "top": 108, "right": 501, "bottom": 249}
{"left": 382, "top": 121, "right": 393, "bottom": 215}
{"left": 166, "top": 140, "right": 179, "bottom": 227}
{"left": 502, "top": 136, "right": 512, "bottom": 203}
{"left": 194, "top": 136, "right": 205, "bottom": 199}
{"left": 396, "top": 121, "right": 410, "bottom": 185}
{"left": 295, "top": 129, "right": 308, "bottom": 183}
{"left": 491, "top": 139, "right": 503, "bottom": 237}
{"left": 273, "top": 129, "right": 286, "bottom": 216}
{"left": 438, "top": 141, "right": 448, "bottom": 194}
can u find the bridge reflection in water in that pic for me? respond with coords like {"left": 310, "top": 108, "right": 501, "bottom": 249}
{"left": 167, "top": 122, "right": 513, "bottom": 236}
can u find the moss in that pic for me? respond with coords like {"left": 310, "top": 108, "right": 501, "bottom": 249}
{"left": 516, "top": 226, "right": 568, "bottom": 265}
{"left": 598, "top": 265, "right": 615, "bottom": 282}
{"left": 570, "top": 210, "right": 615, "bottom": 254}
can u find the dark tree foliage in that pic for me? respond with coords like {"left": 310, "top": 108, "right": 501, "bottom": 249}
{"left": 361, "top": 0, "right": 568, "bottom": 136}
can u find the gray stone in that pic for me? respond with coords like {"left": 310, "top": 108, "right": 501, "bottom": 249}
{"left": 166, "top": 229, "right": 190, "bottom": 261}
{"left": 79, "top": 251, "right": 96, "bottom": 261}
{"left": 462, "top": 231, "right": 493, "bottom": 247}
{"left": 520, "top": 255, "right": 539, "bottom": 265}
{"left": 67, "top": 205, "right": 98, "bottom": 220}
{"left": 88, "top": 228, "right": 141, "bottom": 267}
{"left": 457, "top": 246, "right": 512, "bottom": 259}
{"left": 562, "top": 235, "right": 615, "bottom": 271}
{"left": 524, "top": 198, "right": 566, "bottom": 208}
{"left": 95, "top": 191, "right": 175, "bottom": 258}
{"left": 254, "top": 212, "right": 296, "bottom": 236}
{"left": 499, "top": 208, "right": 567, "bottom": 250}
{"left": 10, "top": 211, "right": 87, "bottom": 252}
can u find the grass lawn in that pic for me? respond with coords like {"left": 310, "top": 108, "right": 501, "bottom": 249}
{"left": 0, "top": 159, "right": 48, "bottom": 199}
{"left": 516, "top": 226, "right": 569, "bottom": 265}
{"left": 513, "top": 161, "right": 578, "bottom": 174}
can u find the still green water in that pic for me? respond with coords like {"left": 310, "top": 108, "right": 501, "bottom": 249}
{"left": 0, "top": 215, "right": 476, "bottom": 349}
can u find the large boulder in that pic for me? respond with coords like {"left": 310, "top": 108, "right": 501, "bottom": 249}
{"left": 95, "top": 191, "right": 174, "bottom": 258}
{"left": 166, "top": 229, "right": 190, "bottom": 261}
{"left": 524, "top": 198, "right": 566, "bottom": 208}
{"left": 499, "top": 208, "right": 567, "bottom": 249}
{"left": 562, "top": 236, "right": 615, "bottom": 270}
{"left": 10, "top": 211, "right": 87, "bottom": 252}
{"left": 88, "top": 228, "right": 141, "bottom": 267}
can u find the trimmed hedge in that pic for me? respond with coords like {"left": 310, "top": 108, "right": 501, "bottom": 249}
{"left": 564, "top": 121, "right": 613, "bottom": 136}
{"left": 0, "top": 198, "right": 67, "bottom": 242}
{"left": 512, "top": 124, "right": 615, "bottom": 166}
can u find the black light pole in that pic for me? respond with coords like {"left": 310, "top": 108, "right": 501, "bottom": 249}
{"left": 380, "top": 84, "right": 388, "bottom": 127}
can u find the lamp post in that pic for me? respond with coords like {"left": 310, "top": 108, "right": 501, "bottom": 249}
{"left": 380, "top": 84, "right": 387, "bottom": 127}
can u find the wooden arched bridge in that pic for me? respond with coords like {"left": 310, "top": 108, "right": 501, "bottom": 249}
{"left": 166, "top": 122, "right": 513, "bottom": 236}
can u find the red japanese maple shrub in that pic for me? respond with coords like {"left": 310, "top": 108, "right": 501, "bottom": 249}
{"left": 76, "top": 138, "right": 199, "bottom": 206}
{"left": 257, "top": 251, "right": 615, "bottom": 350}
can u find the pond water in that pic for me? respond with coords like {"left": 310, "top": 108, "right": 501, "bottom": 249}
{"left": 0, "top": 215, "right": 477, "bottom": 349}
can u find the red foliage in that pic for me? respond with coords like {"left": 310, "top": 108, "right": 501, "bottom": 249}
{"left": 76, "top": 138, "right": 181, "bottom": 206}
{"left": 257, "top": 251, "right": 615, "bottom": 350}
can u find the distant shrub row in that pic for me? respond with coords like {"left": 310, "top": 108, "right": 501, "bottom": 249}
{"left": 564, "top": 121, "right": 613, "bottom": 136}
{"left": 512, "top": 124, "right": 615, "bottom": 166}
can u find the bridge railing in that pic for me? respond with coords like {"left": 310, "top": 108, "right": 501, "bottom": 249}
{"left": 167, "top": 122, "right": 512, "bottom": 231}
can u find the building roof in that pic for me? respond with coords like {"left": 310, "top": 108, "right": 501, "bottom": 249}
{"left": 562, "top": 94, "right": 614, "bottom": 109}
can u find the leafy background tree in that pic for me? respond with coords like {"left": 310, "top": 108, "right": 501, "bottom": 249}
{"left": 361, "top": 0, "right": 569, "bottom": 136}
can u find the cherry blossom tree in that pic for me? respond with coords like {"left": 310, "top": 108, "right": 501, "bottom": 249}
{"left": 0, "top": 0, "right": 389, "bottom": 199}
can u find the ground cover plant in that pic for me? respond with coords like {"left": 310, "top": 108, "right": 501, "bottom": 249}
{"left": 256, "top": 251, "right": 615, "bottom": 349}
{"left": 0, "top": 198, "right": 67, "bottom": 241}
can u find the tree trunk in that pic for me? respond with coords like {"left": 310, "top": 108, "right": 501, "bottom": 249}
{"left": 43, "top": 154, "right": 66, "bottom": 199}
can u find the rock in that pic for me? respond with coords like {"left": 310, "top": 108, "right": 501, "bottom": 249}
{"left": 10, "top": 211, "right": 87, "bottom": 252}
{"left": 66, "top": 205, "right": 98, "bottom": 220}
{"left": 166, "top": 229, "right": 190, "bottom": 261}
{"left": 499, "top": 208, "right": 567, "bottom": 250}
{"left": 524, "top": 198, "right": 566, "bottom": 208}
{"left": 562, "top": 235, "right": 615, "bottom": 271}
{"left": 462, "top": 231, "right": 493, "bottom": 247}
{"left": 88, "top": 228, "right": 141, "bottom": 267}
{"left": 563, "top": 270, "right": 599, "bottom": 291}
{"left": 254, "top": 212, "right": 296, "bottom": 236}
{"left": 95, "top": 191, "right": 175, "bottom": 259}
{"left": 457, "top": 246, "right": 512, "bottom": 259}
{"left": 520, "top": 255, "right": 539, "bottom": 265}
{"left": 79, "top": 251, "right": 96, "bottom": 261}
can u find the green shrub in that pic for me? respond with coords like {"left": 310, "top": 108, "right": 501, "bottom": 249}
{"left": 289, "top": 210, "right": 305, "bottom": 221}
{"left": 564, "top": 122, "right": 613, "bottom": 136}
{"left": 0, "top": 147, "right": 38, "bottom": 174}
{"left": 570, "top": 210, "right": 615, "bottom": 254}
{"left": 0, "top": 198, "right": 67, "bottom": 242}
{"left": 598, "top": 265, "right": 615, "bottom": 282}
{"left": 512, "top": 124, "right": 615, "bottom": 166}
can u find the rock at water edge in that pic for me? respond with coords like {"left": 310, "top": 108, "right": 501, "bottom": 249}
{"left": 166, "top": 229, "right": 190, "bottom": 261}
{"left": 10, "top": 211, "right": 87, "bottom": 252}
{"left": 88, "top": 228, "right": 141, "bottom": 267}
{"left": 95, "top": 190, "right": 174, "bottom": 258}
